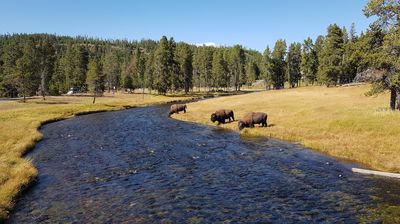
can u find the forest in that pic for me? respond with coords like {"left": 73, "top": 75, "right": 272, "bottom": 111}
{"left": 0, "top": 0, "right": 399, "bottom": 108}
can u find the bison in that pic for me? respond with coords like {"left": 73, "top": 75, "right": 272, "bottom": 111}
{"left": 169, "top": 104, "right": 187, "bottom": 116}
{"left": 210, "top": 109, "right": 235, "bottom": 125}
{"left": 238, "top": 112, "right": 268, "bottom": 130}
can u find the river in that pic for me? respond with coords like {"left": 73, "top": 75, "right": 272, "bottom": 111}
{"left": 7, "top": 105, "right": 400, "bottom": 223}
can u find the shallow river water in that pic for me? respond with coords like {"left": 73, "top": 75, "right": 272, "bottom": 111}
{"left": 8, "top": 105, "right": 400, "bottom": 223}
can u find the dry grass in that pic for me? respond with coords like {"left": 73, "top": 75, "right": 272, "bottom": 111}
{"left": 174, "top": 85, "right": 400, "bottom": 173}
{"left": 0, "top": 93, "right": 192, "bottom": 221}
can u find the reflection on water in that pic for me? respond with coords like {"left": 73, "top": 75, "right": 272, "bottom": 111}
{"left": 8, "top": 106, "right": 400, "bottom": 223}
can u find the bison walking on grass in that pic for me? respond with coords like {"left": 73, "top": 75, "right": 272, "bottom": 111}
{"left": 169, "top": 104, "right": 187, "bottom": 116}
{"left": 238, "top": 112, "right": 268, "bottom": 130}
{"left": 210, "top": 109, "right": 235, "bottom": 125}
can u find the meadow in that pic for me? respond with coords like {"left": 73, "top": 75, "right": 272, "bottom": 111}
{"left": 0, "top": 93, "right": 192, "bottom": 220}
{"left": 173, "top": 85, "right": 400, "bottom": 173}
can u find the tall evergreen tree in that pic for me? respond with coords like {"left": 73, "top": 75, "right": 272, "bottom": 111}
{"left": 168, "top": 37, "right": 181, "bottom": 92}
{"left": 317, "top": 24, "right": 344, "bottom": 86}
{"left": 14, "top": 40, "right": 39, "bottom": 102}
{"left": 350, "top": 22, "right": 358, "bottom": 42}
{"left": 203, "top": 47, "right": 214, "bottom": 91}
{"left": 270, "top": 39, "right": 287, "bottom": 89}
{"left": 121, "top": 59, "right": 133, "bottom": 92}
{"left": 61, "top": 42, "right": 88, "bottom": 91}
{"left": 229, "top": 45, "right": 246, "bottom": 91}
{"left": 145, "top": 51, "right": 155, "bottom": 92}
{"left": 364, "top": 0, "right": 400, "bottom": 110}
{"left": 192, "top": 48, "right": 202, "bottom": 91}
{"left": 37, "top": 36, "right": 56, "bottom": 100}
{"left": 86, "top": 57, "right": 104, "bottom": 104}
{"left": 314, "top": 35, "right": 325, "bottom": 61}
{"left": 154, "top": 36, "right": 171, "bottom": 94}
{"left": 176, "top": 43, "right": 193, "bottom": 93}
{"left": 245, "top": 60, "right": 258, "bottom": 86}
{"left": 134, "top": 47, "right": 146, "bottom": 95}
{"left": 262, "top": 46, "right": 272, "bottom": 89}
{"left": 212, "top": 50, "right": 228, "bottom": 89}
{"left": 1, "top": 37, "right": 22, "bottom": 97}
{"left": 103, "top": 49, "right": 120, "bottom": 93}
{"left": 286, "top": 42, "right": 302, "bottom": 87}
{"left": 301, "top": 37, "right": 318, "bottom": 85}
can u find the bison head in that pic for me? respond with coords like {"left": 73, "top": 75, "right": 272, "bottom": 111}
{"left": 238, "top": 120, "right": 245, "bottom": 130}
{"left": 210, "top": 113, "right": 217, "bottom": 122}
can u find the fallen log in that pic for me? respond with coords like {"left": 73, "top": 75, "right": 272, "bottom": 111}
{"left": 352, "top": 168, "right": 400, "bottom": 179}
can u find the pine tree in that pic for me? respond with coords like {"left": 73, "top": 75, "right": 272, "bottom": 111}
{"left": 192, "top": 48, "right": 202, "bottom": 91}
{"left": 212, "top": 50, "right": 228, "bottom": 89}
{"left": 37, "top": 36, "right": 56, "bottom": 100}
{"left": 202, "top": 47, "right": 214, "bottom": 91}
{"left": 229, "top": 45, "right": 245, "bottom": 91}
{"left": 49, "top": 54, "right": 66, "bottom": 95}
{"left": 270, "top": 39, "right": 287, "bottom": 89}
{"left": 145, "top": 51, "right": 155, "bottom": 92}
{"left": 121, "top": 58, "right": 134, "bottom": 92}
{"left": 245, "top": 60, "right": 258, "bottom": 86}
{"left": 176, "top": 43, "right": 193, "bottom": 93}
{"left": 154, "top": 36, "right": 171, "bottom": 95}
{"left": 286, "top": 42, "right": 302, "bottom": 87}
{"left": 317, "top": 24, "right": 344, "bottom": 86}
{"left": 103, "top": 49, "right": 120, "bottom": 93}
{"left": 61, "top": 42, "right": 88, "bottom": 91}
{"left": 122, "top": 73, "right": 134, "bottom": 92}
{"left": 364, "top": 0, "right": 400, "bottom": 110}
{"left": 342, "top": 37, "right": 360, "bottom": 84}
{"left": 262, "top": 46, "right": 272, "bottom": 89}
{"left": 350, "top": 22, "right": 358, "bottom": 42}
{"left": 1, "top": 37, "right": 22, "bottom": 97}
{"left": 86, "top": 57, "right": 104, "bottom": 104}
{"left": 168, "top": 38, "right": 181, "bottom": 92}
{"left": 342, "top": 26, "right": 349, "bottom": 44}
{"left": 134, "top": 47, "right": 146, "bottom": 95}
{"left": 14, "top": 40, "right": 39, "bottom": 102}
{"left": 300, "top": 37, "right": 318, "bottom": 85}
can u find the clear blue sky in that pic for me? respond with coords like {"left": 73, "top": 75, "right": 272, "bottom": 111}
{"left": 0, "top": 0, "right": 372, "bottom": 52}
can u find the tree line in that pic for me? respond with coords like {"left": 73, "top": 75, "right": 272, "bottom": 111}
{"left": 0, "top": 34, "right": 264, "bottom": 99}
{"left": 0, "top": 0, "right": 399, "bottom": 109}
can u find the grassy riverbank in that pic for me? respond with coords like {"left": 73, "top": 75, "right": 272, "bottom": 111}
{"left": 0, "top": 93, "right": 193, "bottom": 221}
{"left": 173, "top": 85, "right": 400, "bottom": 173}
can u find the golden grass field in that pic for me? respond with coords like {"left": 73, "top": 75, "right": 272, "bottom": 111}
{"left": 174, "top": 85, "right": 400, "bottom": 173}
{"left": 0, "top": 93, "right": 192, "bottom": 221}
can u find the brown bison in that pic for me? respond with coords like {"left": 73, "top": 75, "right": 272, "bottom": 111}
{"left": 169, "top": 104, "right": 187, "bottom": 116}
{"left": 210, "top": 109, "right": 235, "bottom": 125}
{"left": 238, "top": 112, "right": 268, "bottom": 130}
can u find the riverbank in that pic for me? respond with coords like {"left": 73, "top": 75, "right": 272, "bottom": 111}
{"left": 173, "top": 85, "right": 400, "bottom": 173}
{"left": 0, "top": 93, "right": 195, "bottom": 221}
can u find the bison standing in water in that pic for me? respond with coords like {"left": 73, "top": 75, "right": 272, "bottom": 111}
{"left": 238, "top": 112, "right": 268, "bottom": 130}
{"left": 210, "top": 109, "right": 235, "bottom": 125}
{"left": 169, "top": 104, "right": 187, "bottom": 116}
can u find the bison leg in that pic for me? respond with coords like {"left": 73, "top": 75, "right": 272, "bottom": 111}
{"left": 183, "top": 108, "right": 186, "bottom": 113}
{"left": 263, "top": 118, "right": 268, "bottom": 127}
